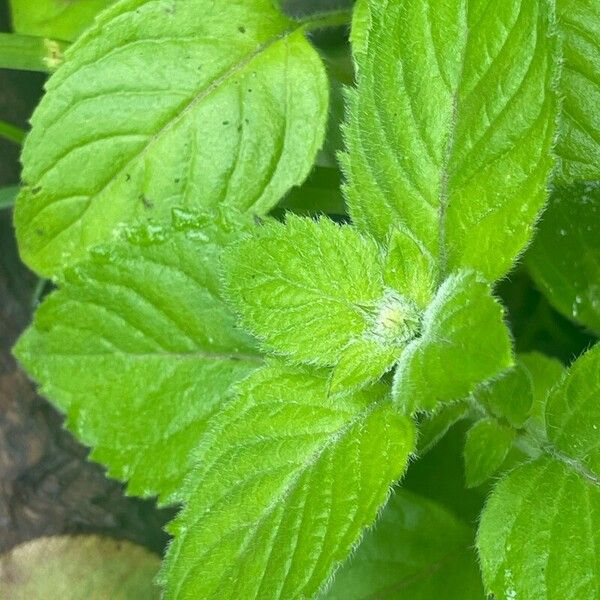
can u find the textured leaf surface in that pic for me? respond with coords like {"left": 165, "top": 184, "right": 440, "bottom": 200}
{"left": 478, "top": 344, "right": 600, "bottom": 600}
{"left": 528, "top": 182, "right": 600, "bottom": 334}
{"left": 464, "top": 418, "right": 515, "bottom": 488}
{"left": 14, "top": 220, "right": 260, "bottom": 503}
{"left": 15, "top": 0, "right": 328, "bottom": 276}
{"left": 322, "top": 490, "right": 483, "bottom": 599}
{"left": 0, "top": 535, "right": 159, "bottom": 599}
{"left": 545, "top": 343, "right": 600, "bottom": 477}
{"left": 10, "top": 0, "right": 114, "bottom": 41}
{"left": 343, "top": 0, "right": 558, "bottom": 281}
{"left": 554, "top": 0, "right": 600, "bottom": 184}
{"left": 478, "top": 458, "right": 600, "bottom": 600}
{"left": 162, "top": 364, "right": 415, "bottom": 599}
{"left": 224, "top": 216, "right": 428, "bottom": 392}
{"left": 393, "top": 271, "right": 513, "bottom": 413}
{"left": 474, "top": 361, "right": 534, "bottom": 428}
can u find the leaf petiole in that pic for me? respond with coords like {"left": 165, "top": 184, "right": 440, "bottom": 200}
{"left": 0, "top": 119, "right": 26, "bottom": 145}
{"left": 0, "top": 33, "right": 69, "bottom": 72}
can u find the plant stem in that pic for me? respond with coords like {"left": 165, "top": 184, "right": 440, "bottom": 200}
{"left": 300, "top": 9, "right": 353, "bottom": 32}
{"left": 0, "top": 119, "right": 26, "bottom": 144}
{"left": 0, "top": 33, "right": 69, "bottom": 72}
{"left": 0, "top": 185, "right": 19, "bottom": 210}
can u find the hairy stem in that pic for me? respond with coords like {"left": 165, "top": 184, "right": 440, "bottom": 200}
{"left": 300, "top": 9, "right": 353, "bottom": 32}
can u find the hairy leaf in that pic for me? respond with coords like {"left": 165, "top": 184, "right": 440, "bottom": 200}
{"left": 14, "top": 217, "right": 260, "bottom": 503}
{"left": 393, "top": 271, "right": 513, "bottom": 414}
{"left": 343, "top": 0, "right": 558, "bottom": 281}
{"left": 9, "top": 0, "right": 114, "bottom": 41}
{"left": 15, "top": 0, "right": 328, "bottom": 276}
{"left": 545, "top": 343, "right": 600, "bottom": 476}
{"left": 478, "top": 458, "right": 600, "bottom": 600}
{"left": 528, "top": 182, "right": 600, "bottom": 334}
{"left": 416, "top": 401, "right": 470, "bottom": 456}
{"left": 478, "top": 344, "right": 600, "bottom": 600}
{"left": 223, "top": 216, "right": 430, "bottom": 393}
{"left": 554, "top": 0, "right": 600, "bottom": 184}
{"left": 0, "top": 535, "right": 159, "bottom": 599}
{"left": 464, "top": 418, "right": 515, "bottom": 488}
{"left": 161, "top": 364, "right": 415, "bottom": 599}
{"left": 474, "top": 361, "right": 534, "bottom": 428}
{"left": 322, "top": 490, "right": 484, "bottom": 599}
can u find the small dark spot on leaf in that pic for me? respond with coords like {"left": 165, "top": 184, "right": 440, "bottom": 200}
{"left": 222, "top": 120, "right": 230, "bottom": 126}
{"left": 237, "top": 124, "right": 243, "bottom": 133}
{"left": 238, "top": 25, "right": 246, "bottom": 34}
{"left": 139, "top": 194, "right": 154, "bottom": 209}
{"left": 174, "top": 178, "right": 181, "bottom": 184}
{"left": 35, "top": 228, "right": 44, "bottom": 236}
{"left": 244, "top": 118, "right": 249, "bottom": 124}
{"left": 247, "top": 88, "right": 252, "bottom": 93}
{"left": 31, "top": 186, "right": 42, "bottom": 194}
{"left": 125, "top": 173, "right": 131, "bottom": 182}
{"left": 253, "top": 215, "right": 263, "bottom": 226}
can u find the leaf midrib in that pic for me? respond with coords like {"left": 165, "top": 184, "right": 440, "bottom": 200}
{"left": 31, "top": 18, "right": 307, "bottom": 248}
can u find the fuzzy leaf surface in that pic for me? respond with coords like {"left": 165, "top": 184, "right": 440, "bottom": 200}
{"left": 464, "top": 418, "right": 515, "bottom": 488}
{"left": 393, "top": 271, "right": 513, "bottom": 413}
{"left": 14, "top": 220, "right": 260, "bottom": 503}
{"left": 343, "top": 0, "right": 558, "bottom": 280}
{"left": 224, "top": 216, "right": 430, "bottom": 392}
{"left": 161, "top": 364, "right": 415, "bottom": 599}
{"left": 15, "top": 0, "right": 328, "bottom": 276}
{"left": 478, "top": 458, "right": 600, "bottom": 600}
{"left": 554, "top": 0, "right": 600, "bottom": 184}
{"left": 478, "top": 344, "right": 600, "bottom": 599}
{"left": 322, "top": 489, "right": 484, "bottom": 599}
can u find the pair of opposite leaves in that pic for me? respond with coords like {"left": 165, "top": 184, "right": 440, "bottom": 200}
{"left": 14, "top": 0, "right": 581, "bottom": 599}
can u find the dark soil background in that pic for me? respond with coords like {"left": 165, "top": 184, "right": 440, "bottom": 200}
{"left": 0, "top": 0, "right": 594, "bottom": 559}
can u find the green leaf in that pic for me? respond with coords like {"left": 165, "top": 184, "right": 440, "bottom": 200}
{"left": 161, "top": 364, "right": 415, "bottom": 599}
{"left": 478, "top": 344, "right": 600, "bottom": 600}
{"left": 416, "top": 401, "right": 470, "bottom": 456}
{"left": 0, "top": 535, "right": 160, "bottom": 599}
{"left": 15, "top": 0, "right": 328, "bottom": 277}
{"left": 474, "top": 361, "right": 534, "bottom": 428}
{"left": 342, "top": 0, "right": 559, "bottom": 281}
{"left": 393, "top": 271, "right": 513, "bottom": 414}
{"left": 478, "top": 457, "right": 600, "bottom": 600}
{"left": 554, "top": 0, "right": 600, "bottom": 185}
{"left": 464, "top": 418, "right": 515, "bottom": 488}
{"left": 519, "top": 351, "right": 565, "bottom": 433}
{"left": 9, "top": 0, "right": 114, "bottom": 42}
{"left": 14, "top": 216, "right": 260, "bottom": 503}
{"left": 545, "top": 343, "right": 600, "bottom": 476}
{"left": 527, "top": 182, "right": 600, "bottom": 334}
{"left": 223, "top": 216, "right": 429, "bottom": 393}
{"left": 322, "top": 489, "right": 483, "bottom": 600}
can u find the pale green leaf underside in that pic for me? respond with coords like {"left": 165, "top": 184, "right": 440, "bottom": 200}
{"left": 15, "top": 0, "right": 328, "bottom": 277}
{"left": 14, "top": 222, "right": 260, "bottom": 503}
{"left": 393, "top": 270, "right": 513, "bottom": 414}
{"left": 322, "top": 489, "right": 484, "bottom": 600}
{"left": 10, "top": 0, "right": 114, "bottom": 41}
{"left": 554, "top": 0, "right": 600, "bottom": 184}
{"left": 478, "top": 457, "right": 600, "bottom": 600}
{"left": 464, "top": 418, "right": 515, "bottom": 488}
{"left": 527, "top": 182, "right": 600, "bottom": 334}
{"left": 162, "top": 365, "right": 415, "bottom": 599}
{"left": 343, "top": 0, "right": 558, "bottom": 281}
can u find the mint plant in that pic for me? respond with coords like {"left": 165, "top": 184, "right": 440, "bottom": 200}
{"left": 3, "top": 0, "right": 599, "bottom": 598}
